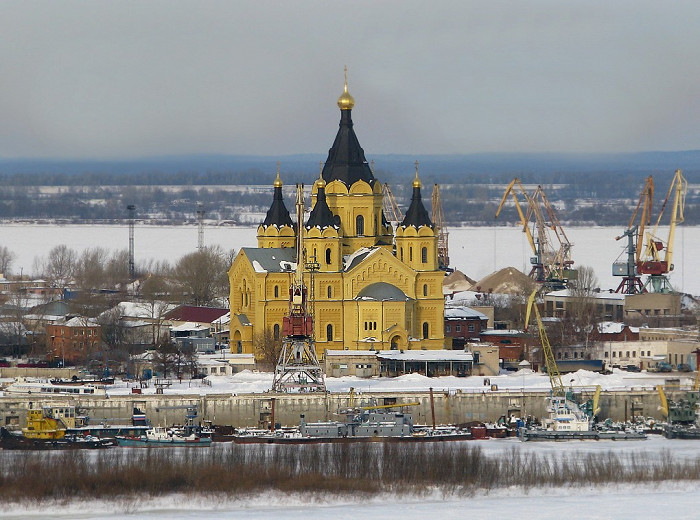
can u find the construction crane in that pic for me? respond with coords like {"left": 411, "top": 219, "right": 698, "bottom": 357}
{"left": 613, "top": 175, "right": 653, "bottom": 294}
{"left": 524, "top": 289, "right": 564, "bottom": 396}
{"left": 495, "top": 179, "right": 574, "bottom": 290}
{"left": 638, "top": 169, "right": 687, "bottom": 293}
{"left": 431, "top": 183, "right": 450, "bottom": 270}
{"left": 382, "top": 182, "right": 403, "bottom": 227}
{"left": 272, "top": 184, "right": 326, "bottom": 393}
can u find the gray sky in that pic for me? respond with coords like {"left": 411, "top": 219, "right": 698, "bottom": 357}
{"left": 2, "top": 1, "right": 700, "bottom": 159}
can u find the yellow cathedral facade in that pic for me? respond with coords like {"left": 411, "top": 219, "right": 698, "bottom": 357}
{"left": 228, "top": 79, "right": 446, "bottom": 357}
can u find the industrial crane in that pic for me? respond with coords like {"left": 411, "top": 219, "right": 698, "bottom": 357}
{"left": 381, "top": 183, "right": 403, "bottom": 227}
{"left": 638, "top": 169, "right": 687, "bottom": 293}
{"left": 431, "top": 183, "right": 450, "bottom": 270}
{"left": 495, "top": 179, "right": 574, "bottom": 291}
{"left": 272, "top": 183, "right": 326, "bottom": 393}
{"left": 524, "top": 289, "right": 564, "bottom": 396}
{"left": 613, "top": 176, "right": 653, "bottom": 294}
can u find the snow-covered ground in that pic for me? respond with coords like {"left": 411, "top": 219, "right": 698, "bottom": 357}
{"left": 94, "top": 367, "right": 693, "bottom": 397}
{"left": 2, "top": 224, "right": 698, "bottom": 295}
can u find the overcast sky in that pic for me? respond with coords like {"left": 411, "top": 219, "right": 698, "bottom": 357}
{"left": 1, "top": 1, "right": 700, "bottom": 159}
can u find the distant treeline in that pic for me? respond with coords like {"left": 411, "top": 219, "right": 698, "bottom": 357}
{"left": 0, "top": 154, "right": 698, "bottom": 225}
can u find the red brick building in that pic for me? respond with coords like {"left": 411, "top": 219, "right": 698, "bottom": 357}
{"left": 46, "top": 317, "right": 101, "bottom": 364}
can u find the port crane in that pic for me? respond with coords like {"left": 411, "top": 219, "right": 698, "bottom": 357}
{"left": 638, "top": 169, "right": 687, "bottom": 293}
{"left": 272, "top": 184, "right": 326, "bottom": 393}
{"left": 431, "top": 183, "right": 450, "bottom": 270}
{"left": 613, "top": 176, "right": 653, "bottom": 294}
{"left": 524, "top": 288, "right": 601, "bottom": 418}
{"left": 495, "top": 179, "right": 574, "bottom": 291}
{"left": 381, "top": 183, "right": 403, "bottom": 227}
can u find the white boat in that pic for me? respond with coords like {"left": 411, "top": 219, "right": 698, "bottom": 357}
{"left": 116, "top": 427, "right": 212, "bottom": 447}
{"left": 3, "top": 378, "right": 107, "bottom": 396}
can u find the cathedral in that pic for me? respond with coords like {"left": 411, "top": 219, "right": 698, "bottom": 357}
{"left": 227, "top": 79, "right": 445, "bottom": 356}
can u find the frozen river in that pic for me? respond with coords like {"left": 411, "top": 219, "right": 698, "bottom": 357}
{"left": 2, "top": 223, "right": 698, "bottom": 295}
{"left": 1, "top": 437, "right": 699, "bottom": 520}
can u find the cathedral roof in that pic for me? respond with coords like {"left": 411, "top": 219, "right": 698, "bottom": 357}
{"left": 400, "top": 171, "right": 433, "bottom": 229}
{"left": 261, "top": 173, "right": 294, "bottom": 228}
{"left": 321, "top": 81, "right": 376, "bottom": 188}
{"left": 241, "top": 248, "right": 297, "bottom": 273}
{"left": 356, "top": 282, "right": 410, "bottom": 302}
{"left": 305, "top": 181, "right": 340, "bottom": 230}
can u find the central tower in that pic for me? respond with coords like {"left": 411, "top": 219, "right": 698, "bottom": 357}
{"left": 318, "top": 71, "right": 393, "bottom": 255}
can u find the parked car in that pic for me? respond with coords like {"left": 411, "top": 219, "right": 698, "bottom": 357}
{"left": 624, "top": 365, "right": 641, "bottom": 372}
{"left": 655, "top": 362, "right": 673, "bottom": 373}
{"left": 676, "top": 363, "right": 692, "bottom": 372}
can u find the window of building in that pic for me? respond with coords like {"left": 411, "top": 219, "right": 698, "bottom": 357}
{"left": 612, "top": 351, "right": 616, "bottom": 358}
{"left": 273, "top": 324, "right": 280, "bottom": 340}
{"left": 647, "top": 351, "right": 651, "bottom": 356}
{"left": 626, "top": 351, "right": 629, "bottom": 358}
{"left": 423, "top": 284, "right": 428, "bottom": 296}
{"left": 400, "top": 248, "right": 404, "bottom": 261}
{"left": 604, "top": 351, "right": 609, "bottom": 358}
{"left": 574, "top": 352, "right": 578, "bottom": 359}
{"left": 326, "top": 248, "right": 332, "bottom": 265}
{"left": 422, "top": 322, "right": 429, "bottom": 339}
{"left": 356, "top": 215, "right": 364, "bottom": 236}
{"left": 632, "top": 351, "right": 636, "bottom": 357}
{"left": 555, "top": 301, "right": 564, "bottom": 309}
{"left": 274, "top": 285, "right": 279, "bottom": 298}
{"left": 326, "top": 324, "right": 333, "bottom": 342}
{"left": 445, "top": 325, "right": 451, "bottom": 333}
{"left": 468, "top": 324, "right": 475, "bottom": 332}
{"left": 455, "top": 324, "right": 461, "bottom": 332}
{"left": 327, "top": 285, "right": 332, "bottom": 298}
{"left": 421, "top": 247, "right": 428, "bottom": 263}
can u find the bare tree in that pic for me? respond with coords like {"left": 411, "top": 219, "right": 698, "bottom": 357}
{"left": 152, "top": 337, "right": 179, "bottom": 378}
{"left": 172, "top": 245, "right": 230, "bottom": 306}
{"left": 42, "top": 245, "right": 77, "bottom": 287}
{"left": 253, "top": 328, "right": 282, "bottom": 371}
{"left": 0, "top": 246, "right": 16, "bottom": 276}
{"left": 566, "top": 265, "right": 600, "bottom": 349}
{"left": 74, "top": 247, "right": 108, "bottom": 290}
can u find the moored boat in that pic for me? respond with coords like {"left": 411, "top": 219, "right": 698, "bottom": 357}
{"left": 116, "top": 426, "right": 212, "bottom": 447}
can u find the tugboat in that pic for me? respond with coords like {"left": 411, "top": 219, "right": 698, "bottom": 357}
{"left": 0, "top": 407, "right": 114, "bottom": 449}
{"left": 115, "top": 406, "right": 212, "bottom": 447}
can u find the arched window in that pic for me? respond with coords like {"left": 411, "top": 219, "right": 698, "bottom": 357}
{"left": 400, "top": 247, "right": 404, "bottom": 261}
{"left": 326, "top": 324, "right": 333, "bottom": 342}
{"left": 326, "top": 248, "right": 332, "bottom": 265}
{"left": 356, "top": 215, "right": 364, "bottom": 236}
{"left": 423, "top": 284, "right": 428, "bottom": 296}
{"left": 421, "top": 247, "right": 428, "bottom": 263}
{"left": 422, "top": 322, "right": 429, "bottom": 339}
{"left": 327, "top": 285, "right": 332, "bottom": 299}
{"left": 273, "top": 324, "right": 280, "bottom": 340}
{"left": 274, "top": 285, "right": 279, "bottom": 298}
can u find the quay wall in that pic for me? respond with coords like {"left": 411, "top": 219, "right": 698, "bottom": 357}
{"left": 0, "top": 388, "right": 675, "bottom": 428}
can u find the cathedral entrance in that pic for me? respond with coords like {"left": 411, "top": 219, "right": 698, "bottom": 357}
{"left": 390, "top": 335, "right": 400, "bottom": 350}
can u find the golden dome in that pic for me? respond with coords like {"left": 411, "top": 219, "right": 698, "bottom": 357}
{"left": 337, "top": 66, "right": 355, "bottom": 110}
{"left": 412, "top": 160, "right": 422, "bottom": 188}
{"left": 273, "top": 166, "right": 283, "bottom": 188}
{"left": 315, "top": 172, "right": 326, "bottom": 189}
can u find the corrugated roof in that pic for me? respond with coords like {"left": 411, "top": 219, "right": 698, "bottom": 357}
{"left": 165, "top": 305, "right": 229, "bottom": 323}
{"left": 377, "top": 350, "right": 474, "bottom": 362}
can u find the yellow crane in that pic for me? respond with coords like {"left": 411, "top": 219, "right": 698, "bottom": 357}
{"left": 638, "top": 169, "right": 687, "bottom": 293}
{"left": 496, "top": 179, "right": 574, "bottom": 289}
{"left": 524, "top": 289, "right": 564, "bottom": 396}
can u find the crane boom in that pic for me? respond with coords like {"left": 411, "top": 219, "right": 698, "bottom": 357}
{"left": 495, "top": 178, "right": 538, "bottom": 256}
{"left": 525, "top": 289, "right": 564, "bottom": 396}
{"left": 431, "top": 184, "right": 450, "bottom": 269}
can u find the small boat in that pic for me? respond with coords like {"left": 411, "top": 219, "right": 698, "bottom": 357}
{"left": 519, "top": 396, "right": 647, "bottom": 441}
{"left": 116, "top": 427, "right": 212, "bottom": 447}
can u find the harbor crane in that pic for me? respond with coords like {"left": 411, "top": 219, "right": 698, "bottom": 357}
{"left": 495, "top": 179, "right": 575, "bottom": 291}
{"left": 524, "top": 289, "right": 564, "bottom": 396}
{"left": 272, "top": 184, "right": 326, "bottom": 393}
{"left": 638, "top": 169, "right": 687, "bottom": 293}
{"left": 613, "top": 176, "right": 653, "bottom": 294}
{"left": 431, "top": 183, "right": 450, "bottom": 270}
{"left": 381, "top": 182, "right": 403, "bottom": 227}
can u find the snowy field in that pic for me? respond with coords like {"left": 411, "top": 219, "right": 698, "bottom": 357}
{"left": 2, "top": 223, "right": 697, "bottom": 295}
{"left": 2, "top": 436, "right": 700, "bottom": 519}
